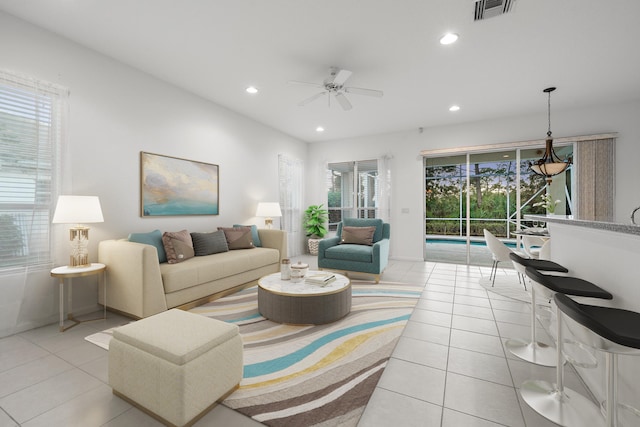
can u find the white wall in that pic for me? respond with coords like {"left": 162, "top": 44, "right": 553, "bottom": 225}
{"left": 0, "top": 12, "right": 306, "bottom": 337}
{"left": 307, "top": 100, "right": 640, "bottom": 261}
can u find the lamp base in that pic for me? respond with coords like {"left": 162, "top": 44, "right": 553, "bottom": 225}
{"left": 264, "top": 218, "right": 273, "bottom": 229}
{"left": 69, "top": 226, "right": 91, "bottom": 267}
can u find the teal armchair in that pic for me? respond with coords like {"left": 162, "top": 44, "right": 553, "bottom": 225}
{"left": 317, "top": 218, "right": 390, "bottom": 283}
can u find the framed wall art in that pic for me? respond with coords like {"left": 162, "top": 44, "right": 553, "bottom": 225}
{"left": 140, "top": 152, "right": 219, "bottom": 216}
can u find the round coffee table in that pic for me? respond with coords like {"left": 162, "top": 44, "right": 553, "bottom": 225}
{"left": 258, "top": 271, "right": 351, "bottom": 324}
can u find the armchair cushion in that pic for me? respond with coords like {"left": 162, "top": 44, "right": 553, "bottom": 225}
{"left": 325, "top": 244, "right": 373, "bottom": 263}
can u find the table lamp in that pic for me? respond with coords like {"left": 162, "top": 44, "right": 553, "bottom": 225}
{"left": 52, "top": 195, "right": 104, "bottom": 267}
{"left": 256, "top": 202, "right": 282, "bottom": 229}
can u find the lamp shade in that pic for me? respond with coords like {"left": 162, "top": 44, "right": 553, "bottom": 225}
{"left": 52, "top": 196, "right": 104, "bottom": 224}
{"left": 255, "top": 202, "right": 282, "bottom": 218}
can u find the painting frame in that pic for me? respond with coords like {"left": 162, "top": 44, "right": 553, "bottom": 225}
{"left": 140, "top": 151, "right": 219, "bottom": 217}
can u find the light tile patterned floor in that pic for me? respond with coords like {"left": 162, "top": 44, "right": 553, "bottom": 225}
{"left": 0, "top": 257, "right": 595, "bottom": 426}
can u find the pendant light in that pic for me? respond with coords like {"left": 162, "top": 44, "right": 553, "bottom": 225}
{"left": 530, "top": 87, "right": 571, "bottom": 183}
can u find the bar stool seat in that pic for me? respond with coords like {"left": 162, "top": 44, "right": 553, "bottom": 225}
{"left": 506, "top": 253, "right": 569, "bottom": 366}
{"left": 525, "top": 267, "right": 613, "bottom": 301}
{"left": 520, "top": 270, "right": 613, "bottom": 426}
{"left": 540, "top": 293, "right": 640, "bottom": 427}
{"left": 509, "top": 252, "right": 569, "bottom": 273}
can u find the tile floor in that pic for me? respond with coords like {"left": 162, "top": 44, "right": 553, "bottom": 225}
{"left": 0, "top": 258, "right": 596, "bottom": 426}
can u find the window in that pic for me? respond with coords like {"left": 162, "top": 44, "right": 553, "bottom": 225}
{"left": 326, "top": 160, "right": 379, "bottom": 230}
{"left": 0, "top": 70, "right": 66, "bottom": 270}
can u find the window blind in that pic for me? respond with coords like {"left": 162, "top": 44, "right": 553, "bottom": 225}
{"left": 278, "top": 154, "right": 304, "bottom": 256}
{"left": 0, "top": 70, "right": 66, "bottom": 270}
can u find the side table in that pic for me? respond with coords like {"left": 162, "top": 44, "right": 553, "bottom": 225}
{"left": 50, "top": 263, "right": 107, "bottom": 332}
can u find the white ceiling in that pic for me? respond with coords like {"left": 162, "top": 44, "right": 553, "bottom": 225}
{"left": 2, "top": 0, "right": 640, "bottom": 142}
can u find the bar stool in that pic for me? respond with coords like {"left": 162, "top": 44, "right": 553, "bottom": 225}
{"left": 524, "top": 293, "right": 640, "bottom": 427}
{"left": 506, "top": 252, "right": 569, "bottom": 366}
{"left": 520, "top": 268, "right": 612, "bottom": 426}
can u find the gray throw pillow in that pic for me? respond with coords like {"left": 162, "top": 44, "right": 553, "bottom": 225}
{"left": 190, "top": 230, "right": 229, "bottom": 256}
{"left": 218, "top": 227, "right": 255, "bottom": 250}
{"left": 341, "top": 226, "right": 376, "bottom": 246}
{"left": 233, "top": 224, "right": 262, "bottom": 247}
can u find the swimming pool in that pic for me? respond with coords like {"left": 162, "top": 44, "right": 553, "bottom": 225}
{"left": 426, "top": 237, "right": 517, "bottom": 248}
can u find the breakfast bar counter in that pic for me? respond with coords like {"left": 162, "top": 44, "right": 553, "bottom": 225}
{"left": 526, "top": 214, "right": 640, "bottom": 418}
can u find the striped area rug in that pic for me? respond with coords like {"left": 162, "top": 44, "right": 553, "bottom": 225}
{"left": 189, "top": 280, "right": 422, "bottom": 427}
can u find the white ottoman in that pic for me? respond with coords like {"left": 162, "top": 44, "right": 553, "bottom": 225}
{"left": 109, "top": 309, "right": 243, "bottom": 427}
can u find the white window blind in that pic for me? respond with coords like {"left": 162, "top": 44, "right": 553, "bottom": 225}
{"left": 278, "top": 154, "right": 304, "bottom": 256}
{"left": 0, "top": 70, "right": 66, "bottom": 270}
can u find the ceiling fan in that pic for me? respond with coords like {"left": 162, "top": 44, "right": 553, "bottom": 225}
{"left": 288, "top": 67, "right": 383, "bottom": 111}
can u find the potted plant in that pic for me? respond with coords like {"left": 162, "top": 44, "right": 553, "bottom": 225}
{"left": 303, "top": 204, "right": 328, "bottom": 255}
{"left": 533, "top": 193, "right": 561, "bottom": 215}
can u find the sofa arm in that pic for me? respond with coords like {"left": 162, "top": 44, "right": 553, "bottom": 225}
{"left": 98, "top": 240, "right": 168, "bottom": 319}
{"left": 257, "top": 229, "right": 288, "bottom": 262}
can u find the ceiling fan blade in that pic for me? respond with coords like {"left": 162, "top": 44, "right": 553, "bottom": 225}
{"left": 334, "top": 92, "right": 352, "bottom": 111}
{"left": 344, "top": 86, "right": 384, "bottom": 97}
{"left": 298, "top": 92, "right": 326, "bottom": 106}
{"left": 288, "top": 80, "right": 324, "bottom": 89}
{"left": 331, "top": 69, "right": 352, "bottom": 86}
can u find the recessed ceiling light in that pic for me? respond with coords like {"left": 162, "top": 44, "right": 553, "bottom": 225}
{"left": 246, "top": 86, "right": 258, "bottom": 94}
{"left": 439, "top": 33, "right": 459, "bottom": 45}
{"left": 316, "top": 126, "right": 325, "bottom": 132}
{"left": 449, "top": 105, "right": 460, "bottom": 112}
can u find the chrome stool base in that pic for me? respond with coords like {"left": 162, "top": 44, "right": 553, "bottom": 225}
{"left": 506, "top": 339, "right": 557, "bottom": 367}
{"left": 521, "top": 380, "right": 605, "bottom": 427}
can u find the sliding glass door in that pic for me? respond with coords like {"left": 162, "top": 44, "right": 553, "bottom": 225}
{"left": 424, "top": 143, "right": 573, "bottom": 265}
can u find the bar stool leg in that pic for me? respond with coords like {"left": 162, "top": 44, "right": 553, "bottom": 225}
{"left": 521, "top": 305, "right": 605, "bottom": 426}
{"left": 605, "top": 353, "right": 617, "bottom": 427}
{"left": 506, "top": 283, "right": 556, "bottom": 366}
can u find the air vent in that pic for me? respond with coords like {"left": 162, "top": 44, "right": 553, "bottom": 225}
{"left": 474, "top": 0, "right": 516, "bottom": 21}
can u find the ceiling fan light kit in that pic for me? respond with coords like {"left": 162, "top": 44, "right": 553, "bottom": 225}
{"left": 289, "top": 67, "right": 383, "bottom": 111}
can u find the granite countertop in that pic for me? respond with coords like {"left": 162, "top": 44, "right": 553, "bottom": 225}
{"left": 525, "top": 215, "right": 640, "bottom": 237}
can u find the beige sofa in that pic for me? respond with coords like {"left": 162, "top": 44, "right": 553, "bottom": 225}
{"left": 98, "top": 229, "right": 287, "bottom": 319}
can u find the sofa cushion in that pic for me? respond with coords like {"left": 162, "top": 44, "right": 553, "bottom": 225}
{"left": 341, "top": 226, "right": 376, "bottom": 246}
{"left": 160, "top": 247, "right": 280, "bottom": 293}
{"left": 128, "top": 229, "right": 167, "bottom": 263}
{"left": 218, "top": 227, "right": 254, "bottom": 250}
{"left": 162, "top": 230, "right": 194, "bottom": 264}
{"left": 325, "top": 244, "right": 373, "bottom": 263}
{"left": 191, "top": 231, "right": 229, "bottom": 256}
{"left": 342, "top": 218, "right": 384, "bottom": 243}
{"left": 233, "top": 224, "right": 261, "bottom": 247}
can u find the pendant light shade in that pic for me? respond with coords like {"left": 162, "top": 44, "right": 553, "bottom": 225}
{"left": 530, "top": 87, "right": 571, "bottom": 182}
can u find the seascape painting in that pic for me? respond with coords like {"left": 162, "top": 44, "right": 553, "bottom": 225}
{"left": 140, "top": 152, "right": 219, "bottom": 216}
